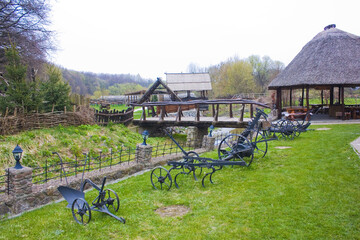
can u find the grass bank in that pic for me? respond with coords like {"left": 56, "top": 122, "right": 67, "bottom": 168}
{"left": 0, "top": 123, "right": 168, "bottom": 173}
{"left": 0, "top": 124, "right": 359, "bottom": 239}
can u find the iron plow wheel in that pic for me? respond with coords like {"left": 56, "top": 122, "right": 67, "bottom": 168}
{"left": 103, "top": 189, "right": 120, "bottom": 213}
{"left": 150, "top": 166, "right": 172, "bottom": 190}
{"left": 71, "top": 198, "right": 92, "bottom": 225}
{"left": 280, "top": 120, "right": 296, "bottom": 140}
{"left": 218, "top": 134, "right": 254, "bottom": 167}
{"left": 250, "top": 131, "right": 268, "bottom": 159}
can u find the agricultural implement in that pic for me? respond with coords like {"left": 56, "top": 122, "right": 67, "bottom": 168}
{"left": 150, "top": 130, "right": 250, "bottom": 189}
{"left": 218, "top": 108, "right": 275, "bottom": 165}
{"left": 264, "top": 111, "right": 312, "bottom": 140}
{"left": 151, "top": 156, "right": 248, "bottom": 189}
{"left": 54, "top": 152, "right": 125, "bottom": 225}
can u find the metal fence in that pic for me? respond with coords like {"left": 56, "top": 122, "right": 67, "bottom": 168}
{"left": 31, "top": 147, "right": 137, "bottom": 184}
{"left": 0, "top": 136, "right": 223, "bottom": 194}
{"left": 30, "top": 139, "right": 200, "bottom": 184}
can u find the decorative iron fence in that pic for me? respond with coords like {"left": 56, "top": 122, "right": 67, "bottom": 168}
{"left": 0, "top": 138, "right": 207, "bottom": 193}
{"left": 31, "top": 147, "right": 137, "bottom": 184}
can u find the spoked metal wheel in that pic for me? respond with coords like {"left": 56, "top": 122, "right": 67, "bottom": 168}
{"left": 218, "top": 134, "right": 254, "bottom": 166}
{"left": 250, "top": 131, "right": 268, "bottom": 159}
{"left": 150, "top": 166, "right": 172, "bottom": 190}
{"left": 186, "top": 151, "right": 202, "bottom": 178}
{"left": 280, "top": 120, "right": 296, "bottom": 140}
{"left": 71, "top": 198, "right": 91, "bottom": 225}
{"left": 291, "top": 120, "right": 302, "bottom": 137}
{"left": 103, "top": 189, "right": 120, "bottom": 213}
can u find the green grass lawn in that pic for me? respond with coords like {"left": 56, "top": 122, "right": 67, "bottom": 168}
{"left": 1, "top": 124, "right": 360, "bottom": 239}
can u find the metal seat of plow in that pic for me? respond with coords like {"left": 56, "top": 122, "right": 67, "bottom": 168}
{"left": 58, "top": 186, "right": 85, "bottom": 208}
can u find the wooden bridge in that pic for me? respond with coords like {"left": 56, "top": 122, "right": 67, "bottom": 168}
{"left": 131, "top": 99, "right": 270, "bottom": 129}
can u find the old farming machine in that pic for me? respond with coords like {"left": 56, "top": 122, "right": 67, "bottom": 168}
{"left": 263, "top": 111, "right": 313, "bottom": 140}
{"left": 218, "top": 108, "right": 275, "bottom": 164}
{"left": 150, "top": 109, "right": 275, "bottom": 190}
{"left": 54, "top": 152, "right": 125, "bottom": 225}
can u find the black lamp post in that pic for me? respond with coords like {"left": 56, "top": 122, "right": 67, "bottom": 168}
{"left": 142, "top": 130, "right": 149, "bottom": 145}
{"left": 209, "top": 125, "right": 215, "bottom": 137}
{"left": 12, "top": 145, "right": 23, "bottom": 169}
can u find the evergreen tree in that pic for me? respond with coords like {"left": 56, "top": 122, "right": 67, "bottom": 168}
{"left": 0, "top": 44, "right": 33, "bottom": 113}
{"left": 41, "top": 65, "right": 71, "bottom": 112}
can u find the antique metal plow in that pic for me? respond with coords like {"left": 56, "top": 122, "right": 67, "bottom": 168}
{"left": 151, "top": 156, "right": 247, "bottom": 189}
{"left": 54, "top": 152, "right": 125, "bottom": 225}
{"left": 264, "top": 111, "right": 313, "bottom": 140}
{"left": 218, "top": 108, "right": 276, "bottom": 165}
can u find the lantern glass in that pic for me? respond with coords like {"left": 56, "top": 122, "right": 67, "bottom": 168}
{"left": 142, "top": 130, "right": 149, "bottom": 145}
{"left": 209, "top": 125, "right": 215, "bottom": 137}
{"left": 12, "top": 145, "right": 23, "bottom": 169}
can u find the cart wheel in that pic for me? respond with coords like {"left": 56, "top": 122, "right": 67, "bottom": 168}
{"left": 292, "top": 120, "right": 302, "bottom": 137}
{"left": 72, "top": 198, "right": 91, "bottom": 225}
{"left": 251, "top": 131, "right": 268, "bottom": 159}
{"left": 187, "top": 151, "right": 202, "bottom": 177}
{"left": 218, "top": 134, "right": 254, "bottom": 166}
{"left": 104, "top": 189, "right": 120, "bottom": 213}
{"left": 280, "top": 120, "right": 296, "bottom": 140}
{"left": 150, "top": 167, "right": 172, "bottom": 190}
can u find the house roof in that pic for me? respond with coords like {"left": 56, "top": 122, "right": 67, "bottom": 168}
{"left": 165, "top": 73, "right": 212, "bottom": 91}
{"left": 268, "top": 25, "right": 360, "bottom": 90}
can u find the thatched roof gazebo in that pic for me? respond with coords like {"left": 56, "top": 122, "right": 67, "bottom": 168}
{"left": 268, "top": 24, "right": 360, "bottom": 119}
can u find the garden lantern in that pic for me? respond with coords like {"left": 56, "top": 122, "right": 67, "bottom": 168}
{"left": 208, "top": 125, "right": 215, "bottom": 137}
{"left": 12, "top": 145, "right": 23, "bottom": 169}
{"left": 142, "top": 130, "right": 149, "bottom": 145}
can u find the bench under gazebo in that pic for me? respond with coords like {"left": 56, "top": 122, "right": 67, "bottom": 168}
{"left": 268, "top": 24, "right": 360, "bottom": 120}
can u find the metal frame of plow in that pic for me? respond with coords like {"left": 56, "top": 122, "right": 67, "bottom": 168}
{"left": 55, "top": 152, "right": 125, "bottom": 225}
{"left": 150, "top": 156, "right": 247, "bottom": 189}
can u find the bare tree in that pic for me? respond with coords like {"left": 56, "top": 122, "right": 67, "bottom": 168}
{"left": 0, "top": 0, "right": 54, "bottom": 72}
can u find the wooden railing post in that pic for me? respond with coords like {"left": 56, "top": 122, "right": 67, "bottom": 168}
{"left": 229, "top": 104, "right": 233, "bottom": 118}
{"left": 176, "top": 105, "right": 182, "bottom": 122}
{"left": 195, "top": 104, "right": 200, "bottom": 122}
{"left": 214, "top": 104, "right": 219, "bottom": 122}
{"left": 239, "top": 104, "right": 245, "bottom": 122}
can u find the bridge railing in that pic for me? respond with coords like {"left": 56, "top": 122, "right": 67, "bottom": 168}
{"left": 131, "top": 99, "right": 270, "bottom": 123}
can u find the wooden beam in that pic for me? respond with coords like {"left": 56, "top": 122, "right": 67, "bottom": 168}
{"left": 289, "top": 88, "right": 293, "bottom": 106}
{"left": 306, "top": 86, "right": 310, "bottom": 110}
{"left": 141, "top": 106, "right": 146, "bottom": 121}
{"left": 301, "top": 87, "right": 305, "bottom": 107}
{"left": 239, "top": 104, "right": 245, "bottom": 122}
{"left": 214, "top": 104, "right": 219, "bottom": 122}
{"left": 229, "top": 104, "right": 233, "bottom": 118}
{"left": 250, "top": 104, "right": 254, "bottom": 118}
{"left": 276, "top": 88, "right": 282, "bottom": 119}
{"left": 176, "top": 106, "right": 182, "bottom": 122}
{"left": 330, "top": 86, "right": 334, "bottom": 105}
{"left": 341, "top": 86, "right": 345, "bottom": 120}
{"left": 196, "top": 104, "right": 200, "bottom": 122}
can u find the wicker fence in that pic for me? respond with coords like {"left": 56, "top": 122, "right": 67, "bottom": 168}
{"left": 0, "top": 106, "right": 95, "bottom": 135}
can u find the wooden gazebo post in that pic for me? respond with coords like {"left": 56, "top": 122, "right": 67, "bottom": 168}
{"left": 306, "top": 86, "right": 310, "bottom": 110}
{"left": 276, "top": 88, "right": 282, "bottom": 119}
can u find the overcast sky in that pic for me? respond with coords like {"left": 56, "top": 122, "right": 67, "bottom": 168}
{"left": 49, "top": 0, "right": 360, "bottom": 80}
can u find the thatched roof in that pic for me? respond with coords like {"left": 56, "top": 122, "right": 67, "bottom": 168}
{"left": 166, "top": 73, "right": 212, "bottom": 91}
{"left": 268, "top": 25, "right": 360, "bottom": 90}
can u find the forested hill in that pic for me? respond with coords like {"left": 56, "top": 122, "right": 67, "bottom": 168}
{"left": 61, "top": 68, "right": 154, "bottom": 95}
